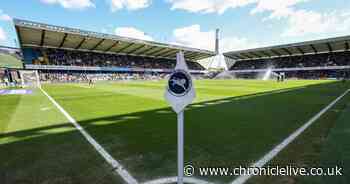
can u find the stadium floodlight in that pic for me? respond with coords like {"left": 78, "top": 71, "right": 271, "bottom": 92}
{"left": 165, "top": 51, "right": 196, "bottom": 184}
{"left": 19, "top": 70, "right": 41, "bottom": 88}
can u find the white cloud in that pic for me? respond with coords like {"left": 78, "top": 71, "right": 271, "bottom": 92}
{"left": 115, "top": 27, "right": 154, "bottom": 41}
{"left": 0, "top": 27, "right": 7, "bottom": 42}
{"left": 40, "top": 0, "right": 95, "bottom": 9}
{"left": 247, "top": 0, "right": 350, "bottom": 37}
{"left": 220, "top": 36, "right": 259, "bottom": 52}
{"left": 110, "top": 0, "right": 151, "bottom": 11}
{"left": 250, "top": 0, "right": 311, "bottom": 19}
{"left": 172, "top": 24, "right": 258, "bottom": 52}
{"left": 0, "top": 10, "right": 11, "bottom": 21}
{"left": 166, "top": 0, "right": 312, "bottom": 16}
{"left": 113, "top": 24, "right": 258, "bottom": 52}
{"left": 173, "top": 24, "right": 215, "bottom": 50}
{"left": 167, "top": 0, "right": 257, "bottom": 14}
{"left": 282, "top": 10, "right": 350, "bottom": 37}
{"left": 0, "top": 14, "right": 11, "bottom": 21}
{"left": 167, "top": 0, "right": 350, "bottom": 42}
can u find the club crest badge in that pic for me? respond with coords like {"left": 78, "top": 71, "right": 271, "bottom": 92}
{"left": 167, "top": 69, "right": 192, "bottom": 97}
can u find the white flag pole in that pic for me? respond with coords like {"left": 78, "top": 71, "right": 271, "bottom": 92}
{"left": 164, "top": 51, "right": 195, "bottom": 184}
{"left": 177, "top": 110, "right": 184, "bottom": 184}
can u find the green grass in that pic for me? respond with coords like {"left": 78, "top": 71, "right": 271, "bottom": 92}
{"left": 0, "top": 86, "right": 121, "bottom": 184}
{"left": 247, "top": 87, "right": 350, "bottom": 184}
{"left": 0, "top": 53, "right": 23, "bottom": 69}
{"left": 315, "top": 102, "right": 350, "bottom": 184}
{"left": 0, "top": 79, "right": 349, "bottom": 184}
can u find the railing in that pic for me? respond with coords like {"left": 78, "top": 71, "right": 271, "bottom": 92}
{"left": 25, "top": 64, "right": 207, "bottom": 73}
{"left": 230, "top": 65, "right": 350, "bottom": 73}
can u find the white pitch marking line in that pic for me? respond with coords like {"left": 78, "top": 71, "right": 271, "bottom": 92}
{"left": 231, "top": 89, "right": 350, "bottom": 184}
{"left": 142, "top": 176, "right": 213, "bottom": 184}
{"left": 39, "top": 87, "right": 138, "bottom": 184}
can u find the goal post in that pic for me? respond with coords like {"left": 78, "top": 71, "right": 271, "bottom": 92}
{"left": 19, "top": 70, "right": 41, "bottom": 88}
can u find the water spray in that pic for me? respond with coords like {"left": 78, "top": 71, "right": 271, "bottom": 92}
{"left": 263, "top": 68, "right": 273, "bottom": 80}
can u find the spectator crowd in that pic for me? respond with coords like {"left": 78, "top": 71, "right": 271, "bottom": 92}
{"left": 228, "top": 51, "right": 350, "bottom": 79}
{"left": 231, "top": 52, "right": 350, "bottom": 70}
{"left": 39, "top": 72, "right": 168, "bottom": 83}
{"left": 234, "top": 70, "right": 349, "bottom": 80}
{"left": 32, "top": 48, "right": 205, "bottom": 70}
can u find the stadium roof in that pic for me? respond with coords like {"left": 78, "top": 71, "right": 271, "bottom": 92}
{"left": 224, "top": 35, "right": 350, "bottom": 61}
{"left": 14, "top": 19, "right": 215, "bottom": 61}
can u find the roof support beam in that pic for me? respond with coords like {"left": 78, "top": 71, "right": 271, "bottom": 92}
{"left": 154, "top": 49, "right": 174, "bottom": 57}
{"left": 194, "top": 53, "right": 210, "bottom": 60}
{"left": 187, "top": 53, "right": 200, "bottom": 60}
{"left": 310, "top": 44, "right": 318, "bottom": 54}
{"left": 40, "top": 30, "right": 46, "bottom": 46}
{"left": 345, "top": 41, "right": 350, "bottom": 51}
{"left": 181, "top": 51, "right": 191, "bottom": 57}
{"left": 187, "top": 55, "right": 198, "bottom": 61}
{"left": 226, "top": 55, "right": 241, "bottom": 60}
{"left": 196, "top": 55, "right": 211, "bottom": 61}
{"left": 282, "top": 48, "right": 292, "bottom": 55}
{"left": 59, "top": 33, "right": 68, "bottom": 48}
{"left": 296, "top": 46, "right": 304, "bottom": 55}
{"left": 270, "top": 49, "right": 282, "bottom": 56}
{"left": 147, "top": 47, "right": 168, "bottom": 56}
{"left": 189, "top": 56, "right": 202, "bottom": 61}
{"left": 249, "top": 52, "right": 263, "bottom": 58}
{"left": 115, "top": 43, "right": 135, "bottom": 53}
{"left": 233, "top": 56, "right": 243, "bottom": 60}
{"left": 326, "top": 43, "right": 333, "bottom": 52}
{"left": 184, "top": 52, "right": 198, "bottom": 58}
{"left": 240, "top": 53, "right": 252, "bottom": 59}
{"left": 126, "top": 44, "right": 146, "bottom": 55}
{"left": 105, "top": 41, "right": 119, "bottom": 52}
{"left": 260, "top": 51, "right": 271, "bottom": 57}
{"left": 90, "top": 39, "right": 105, "bottom": 51}
{"left": 187, "top": 53, "right": 202, "bottom": 60}
{"left": 135, "top": 46, "right": 155, "bottom": 55}
{"left": 75, "top": 38, "right": 86, "bottom": 49}
{"left": 163, "top": 50, "right": 181, "bottom": 58}
{"left": 232, "top": 54, "right": 246, "bottom": 60}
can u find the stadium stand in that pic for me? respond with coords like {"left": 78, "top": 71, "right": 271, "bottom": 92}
{"left": 8, "top": 19, "right": 350, "bottom": 82}
{"left": 231, "top": 52, "right": 350, "bottom": 70}
{"left": 4, "top": 19, "right": 217, "bottom": 85}
{"left": 224, "top": 35, "right": 350, "bottom": 79}
{"left": 14, "top": 19, "right": 214, "bottom": 77}
{"left": 26, "top": 48, "right": 205, "bottom": 70}
{"left": 0, "top": 19, "right": 219, "bottom": 86}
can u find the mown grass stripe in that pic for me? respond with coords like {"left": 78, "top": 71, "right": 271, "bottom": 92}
{"left": 39, "top": 87, "right": 138, "bottom": 184}
{"left": 231, "top": 89, "right": 350, "bottom": 184}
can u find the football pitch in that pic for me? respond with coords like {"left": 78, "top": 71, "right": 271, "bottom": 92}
{"left": 1, "top": 80, "right": 350, "bottom": 184}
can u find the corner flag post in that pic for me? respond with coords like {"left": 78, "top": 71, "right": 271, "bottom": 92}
{"left": 164, "top": 51, "right": 196, "bottom": 184}
{"left": 178, "top": 110, "right": 184, "bottom": 184}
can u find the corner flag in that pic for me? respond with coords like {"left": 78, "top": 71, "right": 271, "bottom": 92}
{"left": 164, "top": 51, "right": 196, "bottom": 184}
{"left": 164, "top": 51, "right": 196, "bottom": 113}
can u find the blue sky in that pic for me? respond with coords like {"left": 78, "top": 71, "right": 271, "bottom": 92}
{"left": 0, "top": 0, "right": 350, "bottom": 52}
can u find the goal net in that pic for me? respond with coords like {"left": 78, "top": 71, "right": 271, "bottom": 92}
{"left": 19, "top": 70, "right": 41, "bottom": 88}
